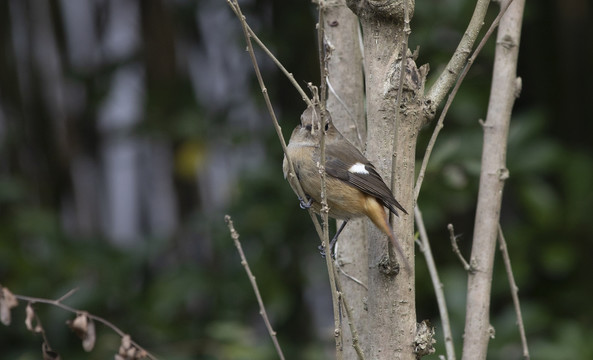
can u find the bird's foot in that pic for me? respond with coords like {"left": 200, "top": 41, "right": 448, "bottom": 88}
{"left": 318, "top": 236, "right": 338, "bottom": 260}
{"left": 318, "top": 244, "right": 329, "bottom": 258}
{"left": 299, "top": 195, "right": 313, "bottom": 209}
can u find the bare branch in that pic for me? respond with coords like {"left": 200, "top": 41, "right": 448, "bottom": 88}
{"left": 461, "top": 0, "right": 524, "bottom": 358}
{"left": 447, "top": 223, "right": 474, "bottom": 273}
{"left": 326, "top": 78, "right": 363, "bottom": 149}
{"left": 336, "top": 261, "right": 368, "bottom": 291}
{"left": 425, "top": 0, "right": 490, "bottom": 107}
{"left": 12, "top": 292, "right": 157, "bottom": 359}
{"left": 224, "top": 215, "right": 286, "bottom": 360}
{"left": 227, "top": 2, "right": 344, "bottom": 355}
{"left": 55, "top": 288, "right": 79, "bottom": 303}
{"left": 340, "top": 291, "right": 365, "bottom": 360}
{"left": 497, "top": 225, "right": 530, "bottom": 359}
{"left": 416, "top": 207, "right": 456, "bottom": 360}
{"left": 414, "top": 0, "right": 516, "bottom": 203}
{"left": 316, "top": 2, "right": 344, "bottom": 352}
{"left": 226, "top": 1, "right": 312, "bottom": 107}
{"left": 226, "top": 0, "right": 325, "bottom": 241}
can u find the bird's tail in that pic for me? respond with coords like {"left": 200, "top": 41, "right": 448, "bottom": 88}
{"left": 365, "top": 197, "right": 411, "bottom": 273}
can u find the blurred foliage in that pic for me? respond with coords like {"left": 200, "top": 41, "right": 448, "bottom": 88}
{"left": 0, "top": 0, "right": 592, "bottom": 359}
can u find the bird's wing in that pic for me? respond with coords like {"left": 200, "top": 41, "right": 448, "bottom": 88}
{"left": 325, "top": 146, "right": 407, "bottom": 215}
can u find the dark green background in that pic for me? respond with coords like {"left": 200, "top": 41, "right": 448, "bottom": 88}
{"left": 0, "top": 0, "right": 591, "bottom": 359}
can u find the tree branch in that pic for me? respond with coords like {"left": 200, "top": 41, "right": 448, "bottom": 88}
{"left": 415, "top": 207, "right": 455, "bottom": 360}
{"left": 227, "top": 1, "right": 347, "bottom": 356}
{"left": 425, "top": 0, "right": 490, "bottom": 107}
{"left": 497, "top": 225, "right": 530, "bottom": 359}
{"left": 334, "top": 267, "right": 365, "bottom": 360}
{"left": 414, "top": 0, "right": 517, "bottom": 203}
{"left": 314, "top": 15, "right": 344, "bottom": 350}
{"left": 447, "top": 223, "right": 475, "bottom": 272}
{"left": 226, "top": 0, "right": 325, "bottom": 242}
{"left": 11, "top": 292, "right": 157, "bottom": 359}
{"left": 461, "top": 0, "right": 525, "bottom": 358}
{"left": 224, "top": 215, "right": 286, "bottom": 360}
{"left": 226, "top": 1, "right": 312, "bottom": 107}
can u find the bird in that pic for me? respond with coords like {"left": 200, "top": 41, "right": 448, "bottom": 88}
{"left": 283, "top": 103, "right": 408, "bottom": 269}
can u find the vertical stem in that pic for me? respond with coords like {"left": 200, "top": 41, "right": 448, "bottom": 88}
{"left": 497, "top": 225, "right": 530, "bottom": 359}
{"left": 461, "top": 1, "right": 525, "bottom": 359}
{"left": 318, "top": 2, "right": 343, "bottom": 356}
{"left": 415, "top": 207, "right": 456, "bottom": 360}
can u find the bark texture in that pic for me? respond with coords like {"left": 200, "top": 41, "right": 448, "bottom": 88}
{"left": 324, "top": 1, "right": 368, "bottom": 358}
{"left": 461, "top": 0, "right": 525, "bottom": 359}
{"left": 343, "top": 1, "right": 428, "bottom": 359}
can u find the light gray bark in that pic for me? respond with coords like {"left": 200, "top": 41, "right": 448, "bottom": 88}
{"left": 343, "top": 1, "right": 427, "bottom": 359}
{"left": 461, "top": 0, "right": 525, "bottom": 359}
{"left": 324, "top": 1, "right": 367, "bottom": 358}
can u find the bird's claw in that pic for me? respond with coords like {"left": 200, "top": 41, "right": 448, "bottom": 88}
{"left": 317, "top": 243, "right": 336, "bottom": 260}
{"left": 299, "top": 195, "right": 313, "bottom": 209}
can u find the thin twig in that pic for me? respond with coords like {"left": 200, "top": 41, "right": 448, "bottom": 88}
{"left": 425, "top": 0, "right": 490, "bottom": 107}
{"left": 336, "top": 261, "right": 368, "bottom": 291}
{"left": 316, "top": 2, "right": 343, "bottom": 353}
{"left": 55, "top": 287, "right": 78, "bottom": 303}
{"left": 227, "top": 0, "right": 324, "bottom": 241}
{"left": 447, "top": 223, "right": 474, "bottom": 272}
{"left": 226, "top": 1, "right": 311, "bottom": 107}
{"left": 225, "top": 215, "right": 286, "bottom": 360}
{"left": 228, "top": 3, "right": 342, "bottom": 354}
{"left": 497, "top": 224, "right": 530, "bottom": 359}
{"left": 14, "top": 293, "right": 157, "bottom": 360}
{"left": 337, "top": 288, "right": 365, "bottom": 360}
{"left": 414, "top": 0, "right": 516, "bottom": 203}
{"left": 342, "top": 296, "right": 365, "bottom": 359}
{"left": 415, "top": 207, "right": 456, "bottom": 360}
{"left": 326, "top": 78, "right": 363, "bottom": 149}
{"left": 332, "top": 249, "right": 364, "bottom": 359}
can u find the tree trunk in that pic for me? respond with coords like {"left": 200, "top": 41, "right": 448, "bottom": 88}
{"left": 342, "top": 1, "right": 427, "bottom": 359}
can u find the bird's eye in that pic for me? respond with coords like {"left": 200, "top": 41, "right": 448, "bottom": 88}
{"left": 305, "top": 124, "right": 312, "bottom": 131}
{"left": 324, "top": 123, "right": 329, "bottom": 131}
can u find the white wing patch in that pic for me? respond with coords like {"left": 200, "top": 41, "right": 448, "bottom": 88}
{"left": 348, "top": 162, "right": 369, "bottom": 175}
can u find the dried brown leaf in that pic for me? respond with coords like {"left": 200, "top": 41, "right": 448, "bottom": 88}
{"left": 118, "top": 334, "right": 131, "bottom": 356}
{"left": 82, "top": 317, "right": 96, "bottom": 351}
{"left": 67, "top": 313, "right": 95, "bottom": 352}
{"left": 25, "top": 304, "right": 44, "bottom": 333}
{"left": 68, "top": 313, "right": 88, "bottom": 334}
{"left": 136, "top": 349, "right": 148, "bottom": 359}
{"left": 116, "top": 334, "right": 147, "bottom": 359}
{"left": 0, "top": 287, "right": 19, "bottom": 326}
{"left": 25, "top": 303, "right": 35, "bottom": 331}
